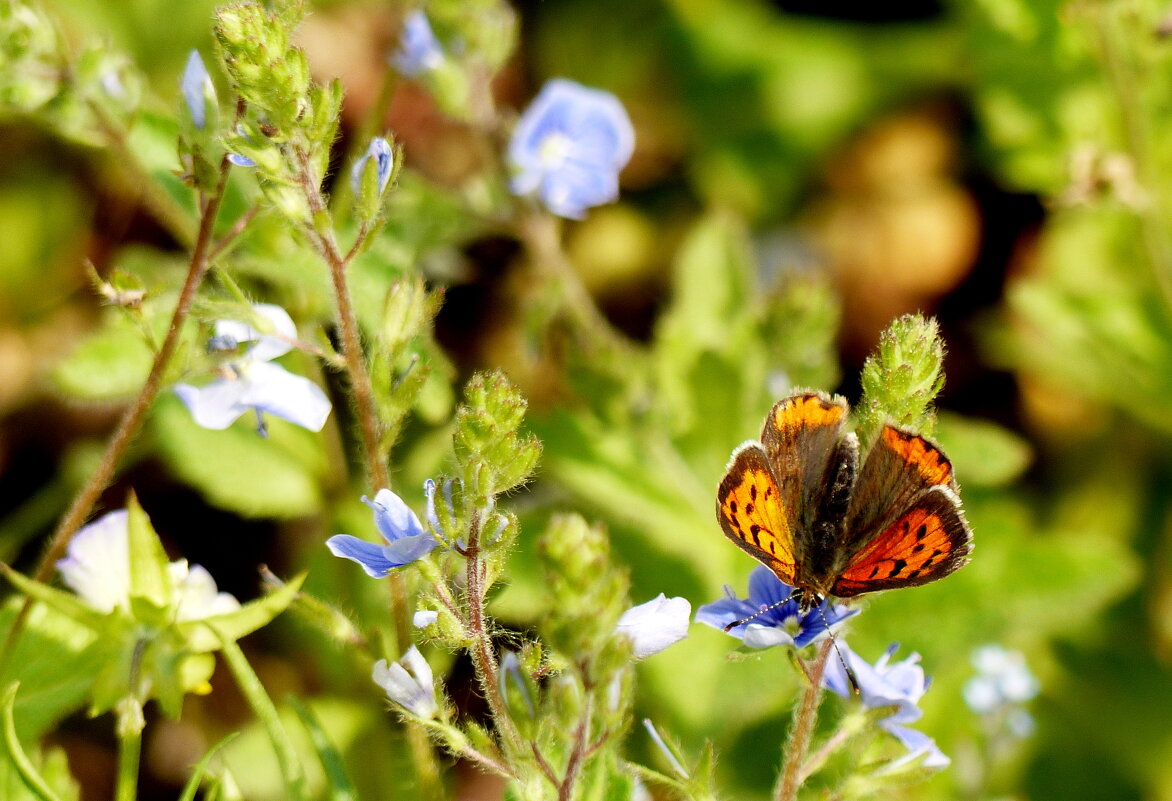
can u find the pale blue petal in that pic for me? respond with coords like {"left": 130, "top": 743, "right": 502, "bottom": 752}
{"left": 882, "top": 723, "right": 951, "bottom": 769}
{"left": 742, "top": 625, "right": 797, "bottom": 649}
{"left": 216, "top": 304, "right": 296, "bottom": 362}
{"left": 228, "top": 153, "right": 257, "bottom": 167}
{"left": 384, "top": 533, "right": 437, "bottom": 564}
{"left": 325, "top": 535, "right": 398, "bottom": 578}
{"left": 508, "top": 79, "right": 634, "bottom": 219}
{"left": 182, "top": 50, "right": 211, "bottom": 129}
{"left": 174, "top": 380, "right": 249, "bottom": 429}
{"left": 393, "top": 11, "right": 444, "bottom": 76}
{"left": 364, "top": 488, "right": 425, "bottom": 541}
{"left": 241, "top": 361, "right": 331, "bottom": 432}
{"left": 351, "top": 137, "right": 394, "bottom": 196}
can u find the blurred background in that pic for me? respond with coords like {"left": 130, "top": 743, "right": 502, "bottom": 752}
{"left": 3, "top": 0, "right": 1172, "bottom": 799}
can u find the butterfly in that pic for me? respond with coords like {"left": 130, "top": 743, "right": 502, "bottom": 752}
{"left": 716, "top": 391, "right": 972, "bottom": 612}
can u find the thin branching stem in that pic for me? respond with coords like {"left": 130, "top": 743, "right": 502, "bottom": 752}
{"left": 558, "top": 693, "right": 594, "bottom": 801}
{"left": 776, "top": 641, "right": 833, "bottom": 801}
{"left": 0, "top": 152, "right": 234, "bottom": 678}
{"left": 296, "top": 148, "right": 443, "bottom": 801}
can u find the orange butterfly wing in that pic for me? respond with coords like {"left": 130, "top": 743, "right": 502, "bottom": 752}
{"left": 832, "top": 426, "right": 972, "bottom": 597}
{"left": 832, "top": 486, "right": 971, "bottom": 596}
{"left": 716, "top": 443, "right": 798, "bottom": 586}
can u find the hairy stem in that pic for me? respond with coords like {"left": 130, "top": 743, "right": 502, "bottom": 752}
{"left": 298, "top": 153, "right": 443, "bottom": 801}
{"left": 464, "top": 510, "right": 524, "bottom": 756}
{"left": 558, "top": 693, "right": 594, "bottom": 801}
{"left": 776, "top": 641, "right": 833, "bottom": 801}
{"left": 0, "top": 154, "right": 233, "bottom": 678}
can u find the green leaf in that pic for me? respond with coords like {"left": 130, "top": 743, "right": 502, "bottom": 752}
{"left": 51, "top": 308, "right": 155, "bottom": 402}
{"left": 935, "top": 413, "right": 1032, "bottom": 488}
{"left": 176, "top": 572, "right": 306, "bottom": 653}
{"left": 0, "top": 598, "right": 102, "bottom": 742}
{"left": 178, "top": 733, "right": 240, "bottom": 801}
{"left": 125, "top": 494, "right": 173, "bottom": 614}
{"left": 289, "top": 697, "right": 358, "bottom": 801}
{"left": 1, "top": 684, "right": 66, "bottom": 801}
{"left": 0, "top": 566, "right": 108, "bottom": 632}
{"left": 152, "top": 395, "right": 326, "bottom": 518}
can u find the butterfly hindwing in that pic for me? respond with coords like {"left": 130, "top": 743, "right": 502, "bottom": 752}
{"left": 831, "top": 485, "right": 972, "bottom": 596}
{"left": 716, "top": 443, "right": 798, "bottom": 585}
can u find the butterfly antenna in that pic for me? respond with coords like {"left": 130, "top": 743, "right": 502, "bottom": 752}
{"left": 816, "top": 601, "right": 860, "bottom": 695}
{"left": 722, "top": 589, "right": 801, "bottom": 632}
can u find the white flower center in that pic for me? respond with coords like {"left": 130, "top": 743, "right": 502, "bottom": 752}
{"left": 538, "top": 131, "right": 574, "bottom": 168}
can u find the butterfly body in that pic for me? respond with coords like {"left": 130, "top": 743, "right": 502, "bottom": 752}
{"left": 717, "top": 392, "right": 972, "bottom": 611}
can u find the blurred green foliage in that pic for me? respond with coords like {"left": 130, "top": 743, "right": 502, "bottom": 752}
{"left": 2, "top": 0, "right": 1172, "bottom": 799}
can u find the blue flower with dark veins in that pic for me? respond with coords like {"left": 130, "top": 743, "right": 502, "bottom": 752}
{"left": 696, "top": 566, "right": 856, "bottom": 649}
{"left": 326, "top": 488, "right": 438, "bottom": 577}
{"left": 393, "top": 11, "right": 444, "bottom": 76}
{"left": 508, "top": 79, "right": 635, "bottom": 219}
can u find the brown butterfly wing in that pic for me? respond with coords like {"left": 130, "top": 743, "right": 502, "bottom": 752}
{"left": 716, "top": 443, "right": 798, "bottom": 585}
{"left": 833, "top": 425, "right": 972, "bottom": 595}
{"left": 760, "top": 392, "right": 851, "bottom": 543}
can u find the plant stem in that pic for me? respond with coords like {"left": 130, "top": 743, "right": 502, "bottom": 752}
{"left": 218, "top": 635, "right": 309, "bottom": 801}
{"left": 558, "top": 693, "right": 593, "bottom": 801}
{"left": 298, "top": 155, "right": 444, "bottom": 801}
{"left": 464, "top": 510, "right": 524, "bottom": 756}
{"left": 776, "top": 641, "right": 833, "bottom": 801}
{"left": 0, "top": 154, "right": 233, "bottom": 678}
{"left": 514, "top": 210, "right": 640, "bottom": 361}
{"left": 114, "top": 724, "right": 142, "bottom": 801}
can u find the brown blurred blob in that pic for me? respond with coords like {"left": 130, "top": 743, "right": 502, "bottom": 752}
{"left": 805, "top": 107, "right": 982, "bottom": 364}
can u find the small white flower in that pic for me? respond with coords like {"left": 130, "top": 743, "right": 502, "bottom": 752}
{"left": 56, "top": 510, "right": 240, "bottom": 620}
{"left": 413, "top": 610, "right": 439, "bottom": 628}
{"left": 56, "top": 510, "right": 132, "bottom": 613}
{"left": 372, "top": 645, "right": 437, "bottom": 718}
{"left": 615, "top": 594, "right": 691, "bottom": 659}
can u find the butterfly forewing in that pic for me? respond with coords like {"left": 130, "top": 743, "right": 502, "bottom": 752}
{"left": 761, "top": 392, "right": 850, "bottom": 539}
{"left": 716, "top": 443, "right": 798, "bottom": 586}
{"left": 838, "top": 426, "right": 958, "bottom": 555}
{"left": 831, "top": 485, "right": 972, "bottom": 596}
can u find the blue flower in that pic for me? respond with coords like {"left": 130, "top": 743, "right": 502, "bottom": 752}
{"left": 326, "top": 488, "right": 438, "bottom": 577}
{"left": 963, "top": 644, "right": 1039, "bottom": 738}
{"left": 228, "top": 153, "right": 257, "bottom": 167}
{"left": 182, "top": 50, "right": 213, "bottom": 130}
{"left": 393, "top": 11, "right": 444, "bottom": 76}
{"left": 823, "top": 643, "right": 951, "bottom": 770}
{"left": 695, "top": 566, "right": 856, "bottom": 649}
{"left": 174, "top": 304, "right": 331, "bottom": 434}
{"left": 508, "top": 79, "right": 635, "bottom": 219}
{"left": 350, "top": 136, "right": 394, "bottom": 197}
